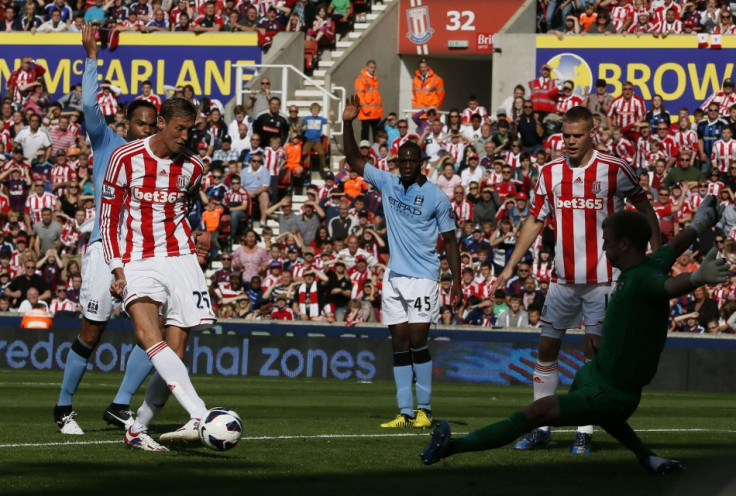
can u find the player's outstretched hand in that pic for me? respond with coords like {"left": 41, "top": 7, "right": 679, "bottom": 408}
{"left": 490, "top": 265, "right": 514, "bottom": 296}
{"left": 343, "top": 95, "right": 361, "bottom": 122}
{"left": 450, "top": 284, "right": 462, "bottom": 313}
{"left": 82, "top": 23, "right": 98, "bottom": 59}
{"left": 690, "top": 247, "right": 730, "bottom": 287}
{"left": 690, "top": 194, "right": 720, "bottom": 235}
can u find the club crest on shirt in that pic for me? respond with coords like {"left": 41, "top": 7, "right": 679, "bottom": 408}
{"left": 177, "top": 175, "right": 189, "bottom": 189}
{"left": 592, "top": 181, "right": 602, "bottom": 193}
{"left": 414, "top": 195, "right": 424, "bottom": 206}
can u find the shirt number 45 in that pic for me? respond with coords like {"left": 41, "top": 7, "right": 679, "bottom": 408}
{"left": 413, "top": 296, "right": 430, "bottom": 311}
{"left": 193, "top": 291, "right": 211, "bottom": 309}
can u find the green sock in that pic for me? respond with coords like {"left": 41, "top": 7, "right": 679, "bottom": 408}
{"left": 600, "top": 422, "right": 654, "bottom": 461}
{"left": 452, "top": 410, "right": 531, "bottom": 454}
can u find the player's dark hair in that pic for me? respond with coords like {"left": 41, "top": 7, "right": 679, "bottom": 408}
{"left": 160, "top": 97, "right": 196, "bottom": 122}
{"left": 398, "top": 140, "right": 421, "bottom": 159}
{"left": 126, "top": 99, "right": 157, "bottom": 120}
{"left": 562, "top": 106, "right": 593, "bottom": 130}
{"left": 602, "top": 211, "right": 651, "bottom": 253}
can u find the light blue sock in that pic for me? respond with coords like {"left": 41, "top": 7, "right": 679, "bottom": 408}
{"left": 413, "top": 360, "right": 433, "bottom": 411}
{"left": 57, "top": 338, "right": 93, "bottom": 406}
{"left": 393, "top": 364, "right": 415, "bottom": 416}
{"left": 411, "top": 345, "right": 433, "bottom": 411}
{"left": 112, "top": 346, "right": 153, "bottom": 405}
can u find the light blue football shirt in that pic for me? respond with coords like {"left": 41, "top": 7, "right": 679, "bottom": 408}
{"left": 83, "top": 58, "right": 127, "bottom": 245}
{"left": 363, "top": 164, "right": 455, "bottom": 281}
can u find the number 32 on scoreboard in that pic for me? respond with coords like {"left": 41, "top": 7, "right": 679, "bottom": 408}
{"left": 446, "top": 10, "right": 475, "bottom": 31}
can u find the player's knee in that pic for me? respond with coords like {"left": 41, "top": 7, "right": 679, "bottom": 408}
{"left": 538, "top": 333, "right": 562, "bottom": 361}
{"left": 410, "top": 345, "right": 431, "bottom": 364}
{"left": 79, "top": 319, "right": 105, "bottom": 348}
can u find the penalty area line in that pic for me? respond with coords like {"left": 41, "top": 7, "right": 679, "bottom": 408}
{"left": 2, "top": 428, "right": 736, "bottom": 449}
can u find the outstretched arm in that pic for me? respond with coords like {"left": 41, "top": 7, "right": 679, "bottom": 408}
{"left": 342, "top": 95, "right": 366, "bottom": 177}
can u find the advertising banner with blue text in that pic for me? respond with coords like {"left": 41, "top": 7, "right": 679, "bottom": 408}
{"left": 536, "top": 35, "right": 736, "bottom": 113}
{"left": 0, "top": 33, "right": 260, "bottom": 103}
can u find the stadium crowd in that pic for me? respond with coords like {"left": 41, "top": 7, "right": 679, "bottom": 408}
{"left": 2, "top": 1, "right": 736, "bottom": 332}
{"left": 0, "top": 0, "right": 359, "bottom": 52}
{"left": 537, "top": 0, "right": 736, "bottom": 37}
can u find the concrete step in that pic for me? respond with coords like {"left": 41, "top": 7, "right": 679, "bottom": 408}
{"left": 295, "top": 88, "right": 327, "bottom": 99}
{"left": 320, "top": 60, "right": 336, "bottom": 68}
{"left": 373, "top": 3, "right": 387, "bottom": 11}
{"left": 335, "top": 40, "right": 353, "bottom": 49}
{"left": 348, "top": 31, "right": 363, "bottom": 39}
{"left": 366, "top": 13, "right": 379, "bottom": 21}
{"left": 354, "top": 22, "right": 370, "bottom": 30}
{"left": 313, "top": 69, "right": 328, "bottom": 78}
{"left": 304, "top": 79, "right": 326, "bottom": 88}
{"left": 331, "top": 51, "right": 345, "bottom": 59}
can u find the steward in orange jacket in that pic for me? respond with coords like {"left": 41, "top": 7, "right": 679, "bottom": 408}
{"left": 412, "top": 60, "right": 445, "bottom": 109}
{"left": 355, "top": 60, "right": 383, "bottom": 141}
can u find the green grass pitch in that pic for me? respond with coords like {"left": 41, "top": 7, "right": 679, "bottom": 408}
{"left": 1, "top": 369, "right": 735, "bottom": 496}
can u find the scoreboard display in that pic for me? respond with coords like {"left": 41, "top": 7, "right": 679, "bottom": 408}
{"left": 398, "top": 0, "right": 525, "bottom": 55}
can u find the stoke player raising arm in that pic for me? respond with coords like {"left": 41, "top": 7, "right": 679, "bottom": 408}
{"left": 101, "top": 97, "right": 216, "bottom": 451}
{"left": 491, "top": 106, "right": 660, "bottom": 455}
{"left": 343, "top": 95, "right": 462, "bottom": 429}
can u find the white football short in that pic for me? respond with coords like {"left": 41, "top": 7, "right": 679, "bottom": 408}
{"left": 381, "top": 268, "right": 440, "bottom": 326}
{"left": 539, "top": 282, "right": 612, "bottom": 339}
{"left": 123, "top": 253, "right": 217, "bottom": 331}
{"left": 80, "top": 241, "right": 115, "bottom": 321}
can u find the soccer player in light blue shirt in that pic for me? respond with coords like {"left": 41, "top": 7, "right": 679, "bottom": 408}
{"left": 343, "top": 95, "right": 462, "bottom": 428}
{"left": 53, "top": 23, "right": 158, "bottom": 435}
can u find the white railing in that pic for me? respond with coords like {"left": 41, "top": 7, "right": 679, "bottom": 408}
{"left": 233, "top": 63, "right": 346, "bottom": 135}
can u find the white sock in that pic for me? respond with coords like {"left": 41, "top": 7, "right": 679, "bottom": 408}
{"left": 134, "top": 371, "right": 171, "bottom": 431}
{"left": 533, "top": 359, "right": 559, "bottom": 432}
{"left": 146, "top": 342, "right": 207, "bottom": 420}
{"left": 577, "top": 358, "right": 593, "bottom": 435}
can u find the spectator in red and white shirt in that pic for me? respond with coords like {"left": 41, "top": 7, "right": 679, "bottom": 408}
{"left": 672, "top": 115, "right": 698, "bottom": 155}
{"left": 634, "top": 122, "right": 652, "bottom": 169}
{"left": 713, "top": 10, "right": 736, "bottom": 34}
{"left": 451, "top": 185, "right": 474, "bottom": 225}
{"left": 544, "top": 132, "right": 565, "bottom": 156}
{"left": 711, "top": 126, "right": 736, "bottom": 173}
{"left": 97, "top": 81, "right": 121, "bottom": 124}
{"left": 627, "top": 9, "right": 655, "bottom": 34}
{"left": 6, "top": 58, "right": 46, "bottom": 107}
{"left": 50, "top": 150, "right": 78, "bottom": 197}
{"left": 610, "top": 0, "right": 634, "bottom": 32}
{"left": 655, "top": 8, "right": 682, "bottom": 36}
{"left": 701, "top": 78, "right": 736, "bottom": 118}
{"left": 270, "top": 293, "right": 295, "bottom": 320}
{"left": 652, "top": 0, "right": 682, "bottom": 23}
{"left": 555, "top": 81, "right": 583, "bottom": 115}
{"left": 24, "top": 179, "right": 57, "bottom": 227}
{"left": 607, "top": 81, "right": 646, "bottom": 136}
{"left": 652, "top": 121, "right": 678, "bottom": 167}
{"left": 114, "top": 10, "right": 144, "bottom": 30}
{"left": 135, "top": 80, "right": 162, "bottom": 111}
{"left": 611, "top": 126, "right": 636, "bottom": 166}
{"left": 49, "top": 284, "right": 78, "bottom": 315}
{"left": 49, "top": 115, "right": 77, "bottom": 156}
{"left": 462, "top": 95, "right": 489, "bottom": 125}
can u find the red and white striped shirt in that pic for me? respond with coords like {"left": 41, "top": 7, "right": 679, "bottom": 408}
{"left": 223, "top": 188, "right": 249, "bottom": 206}
{"left": 529, "top": 151, "right": 646, "bottom": 284}
{"left": 544, "top": 133, "right": 565, "bottom": 153}
{"left": 611, "top": 3, "right": 634, "bottom": 31}
{"left": 439, "top": 285, "right": 453, "bottom": 306}
{"left": 263, "top": 147, "right": 285, "bottom": 176}
{"left": 612, "top": 137, "right": 635, "bottom": 165}
{"left": 634, "top": 136, "right": 651, "bottom": 169}
{"left": 607, "top": 95, "right": 646, "bottom": 130}
{"left": 672, "top": 128, "right": 698, "bottom": 153}
{"left": 700, "top": 91, "right": 736, "bottom": 116}
{"left": 713, "top": 23, "right": 736, "bottom": 35}
{"left": 97, "top": 92, "right": 119, "bottom": 117}
{"left": 656, "top": 19, "right": 682, "bottom": 34}
{"left": 687, "top": 192, "right": 706, "bottom": 212}
{"left": 503, "top": 150, "right": 521, "bottom": 170}
{"left": 445, "top": 141, "right": 466, "bottom": 165}
{"left": 653, "top": 135, "right": 678, "bottom": 160}
{"left": 556, "top": 94, "right": 583, "bottom": 115}
{"left": 349, "top": 267, "right": 372, "bottom": 299}
{"left": 25, "top": 192, "right": 57, "bottom": 225}
{"left": 707, "top": 180, "right": 724, "bottom": 197}
{"left": 101, "top": 137, "right": 203, "bottom": 267}
{"left": 253, "top": 0, "right": 283, "bottom": 17}
{"left": 653, "top": 1, "right": 681, "bottom": 22}
{"left": 462, "top": 105, "right": 489, "bottom": 125}
{"left": 452, "top": 199, "right": 473, "bottom": 224}
{"left": 531, "top": 260, "right": 554, "bottom": 282}
{"left": 0, "top": 192, "right": 9, "bottom": 215}
{"left": 49, "top": 298, "right": 76, "bottom": 315}
{"left": 711, "top": 138, "right": 736, "bottom": 173}
{"left": 50, "top": 164, "right": 78, "bottom": 196}
{"left": 460, "top": 280, "right": 481, "bottom": 300}
{"left": 135, "top": 93, "right": 162, "bottom": 112}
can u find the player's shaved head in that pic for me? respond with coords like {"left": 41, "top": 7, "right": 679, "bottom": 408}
{"left": 562, "top": 106, "right": 593, "bottom": 130}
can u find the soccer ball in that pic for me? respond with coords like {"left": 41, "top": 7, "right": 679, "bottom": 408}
{"left": 198, "top": 407, "right": 243, "bottom": 451}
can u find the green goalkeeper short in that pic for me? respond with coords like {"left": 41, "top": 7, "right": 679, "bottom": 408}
{"left": 556, "top": 363, "right": 640, "bottom": 428}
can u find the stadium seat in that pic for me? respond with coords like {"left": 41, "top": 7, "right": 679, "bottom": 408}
{"left": 304, "top": 39, "right": 319, "bottom": 73}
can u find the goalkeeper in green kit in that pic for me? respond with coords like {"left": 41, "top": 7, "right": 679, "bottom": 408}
{"left": 421, "top": 195, "right": 730, "bottom": 474}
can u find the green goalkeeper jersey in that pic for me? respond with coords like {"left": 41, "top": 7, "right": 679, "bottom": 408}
{"left": 589, "top": 245, "right": 677, "bottom": 400}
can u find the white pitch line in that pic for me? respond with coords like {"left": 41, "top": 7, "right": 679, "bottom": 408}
{"left": 2, "top": 428, "right": 735, "bottom": 449}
